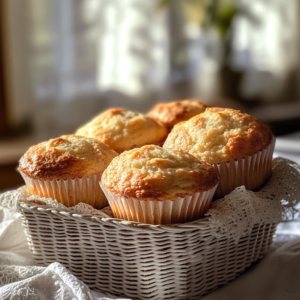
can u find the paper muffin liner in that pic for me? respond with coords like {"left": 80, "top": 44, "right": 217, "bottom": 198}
{"left": 213, "top": 137, "right": 276, "bottom": 199}
{"left": 20, "top": 171, "right": 108, "bottom": 209}
{"left": 100, "top": 183, "right": 218, "bottom": 225}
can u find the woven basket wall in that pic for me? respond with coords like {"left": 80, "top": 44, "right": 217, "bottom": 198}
{"left": 19, "top": 201, "right": 277, "bottom": 300}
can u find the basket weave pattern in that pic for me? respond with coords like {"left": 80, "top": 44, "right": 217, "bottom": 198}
{"left": 20, "top": 202, "right": 276, "bottom": 300}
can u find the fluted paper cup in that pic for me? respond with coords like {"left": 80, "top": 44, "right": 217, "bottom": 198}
{"left": 100, "top": 183, "right": 218, "bottom": 225}
{"left": 213, "top": 137, "right": 275, "bottom": 199}
{"left": 20, "top": 172, "right": 108, "bottom": 209}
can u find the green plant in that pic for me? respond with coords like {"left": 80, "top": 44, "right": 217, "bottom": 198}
{"left": 158, "top": 0, "right": 237, "bottom": 38}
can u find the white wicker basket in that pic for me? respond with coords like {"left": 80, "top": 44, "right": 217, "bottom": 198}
{"left": 19, "top": 201, "right": 277, "bottom": 300}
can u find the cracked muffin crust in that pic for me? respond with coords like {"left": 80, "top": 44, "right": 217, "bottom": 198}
{"left": 147, "top": 99, "right": 207, "bottom": 129}
{"left": 19, "top": 135, "right": 118, "bottom": 180}
{"left": 76, "top": 108, "right": 168, "bottom": 153}
{"left": 163, "top": 107, "right": 273, "bottom": 164}
{"left": 101, "top": 145, "right": 219, "bottom": 201}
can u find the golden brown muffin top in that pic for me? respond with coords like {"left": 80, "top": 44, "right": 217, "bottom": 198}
{"left": 101, "top": 145, "right": 219, "bottom": 201}
{"left": 19, "top": 135, "right": 118, "bottom": 180}
{"left": 147, "top": 100, "right": 207, "bottom": 128}
{"left": 163, "top": 107, "right": 273, "bottom": 164}
{"left": 76, "top": 108, "right": 168, "bottom": 153}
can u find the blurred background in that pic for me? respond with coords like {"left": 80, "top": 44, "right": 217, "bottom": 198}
{"left": 0, "top": 0, "right": 300, "bottom": 191}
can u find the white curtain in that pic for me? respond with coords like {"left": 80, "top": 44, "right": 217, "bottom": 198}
{"left": 230, "top": 0, "right": 299, "bottom": 101}
{"left": 4, "top": 0, "right": 299, "bottom": 137}
{"left": 5, "top": 0, "right": 169, "bottom": 136}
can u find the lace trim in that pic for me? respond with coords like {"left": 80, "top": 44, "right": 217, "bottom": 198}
{"left": 206, "top": 158, "right": 300, "bottom": 242}
{"left": 0, "top": 263, "right": 96, "bottom": 299}
{"left": 0, "top": 158, "right": 299, "bottom": 241}
{"left": 0, "top": 187, "right": 111, "bottom": 218}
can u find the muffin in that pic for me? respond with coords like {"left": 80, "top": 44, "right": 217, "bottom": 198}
{"left": 163, "top": 107, "right": 275, "bottom": 198}
{"left": 100, "top": 145, "right": 219, "bottom": 225}
{"left": 147, "top": 99, "right": 207, "bottom": 129}
{"left": 19, "top": 135, "right": 118, "bottom": 208}
{"left": 76, "top": 108, "right": 168, "bottom": 153}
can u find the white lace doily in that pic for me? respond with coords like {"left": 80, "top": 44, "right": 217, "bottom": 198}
{"left": 0, "top": 263, "right": 100, "bottom": 300}
{"left": 206, "top": 157, "right": 300, "bottom": 242}
{"left": 0, "top": 157, "right": 299, "bottom": 243}
{"left": 0, "top": 187, "right": 113, "bottom": 218}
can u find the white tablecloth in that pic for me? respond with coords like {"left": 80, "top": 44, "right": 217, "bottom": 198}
{"left": 1, "top": 206, "right": 300, "bottom": 300}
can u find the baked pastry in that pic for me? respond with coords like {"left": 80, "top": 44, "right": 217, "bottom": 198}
{"left": 100, "top": 145, "right": 219, "bottom": 224}
{"left": 147, "top": 99, "right": 207, "bottom": 129}
{"left": 19, "top": 135, "right": 118, "bottom": 208}
{"left": 76, "top": 108, "right": 168, "bottom": 153}
{"left": 164, "top": 107, "right": 275, "bottom": 198}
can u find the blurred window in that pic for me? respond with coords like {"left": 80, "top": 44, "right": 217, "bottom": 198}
{"left": 27, "top": 0, "right": 169, "bottom": 102}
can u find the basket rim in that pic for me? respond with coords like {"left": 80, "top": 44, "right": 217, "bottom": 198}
{"left": 19, "top": 200, "right": 215, "bottom": 232}
{"left": 19, "top": 200, "right": 279, "bottom": 235}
